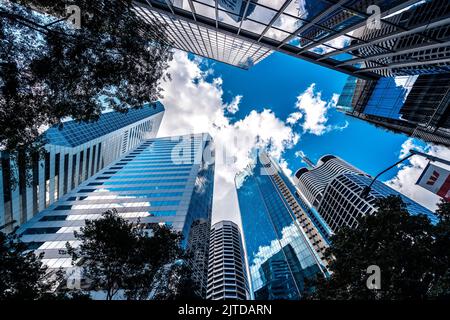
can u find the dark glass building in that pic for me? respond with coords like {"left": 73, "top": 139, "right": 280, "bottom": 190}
{"left": 337, "top": 73, "right": 450, "bottom": 146}
{"left": 333, "top": 0, "right": 450, "bottom": 146}
{"left": 345, "top": 0, "right": 450, "bottom": 77}
{"left": 131, "top": 1, "right": 449, "bottom": 79}
{"left": 400, "top": 74, "right": 450, "bottom": 129}
{"left": 235, "top": 152, "right": 328, "bottom": 300}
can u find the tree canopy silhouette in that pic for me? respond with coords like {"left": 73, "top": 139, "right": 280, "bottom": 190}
{"left": 311, "top": 196, "right": 450, "bottom": 300}
{"left": 0, "top": 0, "right": 172, "bottom": 176}
{"left": 0, "top": 230, "right": 90, "bottom": 300}
{"left": 66, "top": 209, "right": 199, "bottom": 300}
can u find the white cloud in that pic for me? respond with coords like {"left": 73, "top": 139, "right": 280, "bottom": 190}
{"left": 294, "top": 150, "right": 306, "bottom": 158}
{"left": 287, "top": 84, "right": 345, "bottom": 135}
{"left": 286, "top": 112, "right": 303, "bottom": 125}
{"left": 279, "top": 158, "right": 294, "bottom": 180}
{"left": 312, "top": 35, "right": 352, "bottom": 54}
{"left": 386, "top": 138, "right": 450, "bottom": 211}
{"left": 159, "top": 51, "right": 299, "bottom": 225}
{"left": 290, "top": 84, "right": 327, "bottom": 135}
{"left": 224, "top": 95, "right": 243, "bottom": 114}
{"left": 394, "top": 75, "right": 419, "bottom": 102}
{"left": 327, "top": 120, "right": 350, "bottom": 132}
{"left": 398, "top": 137, "right": 416, "bottom": 159}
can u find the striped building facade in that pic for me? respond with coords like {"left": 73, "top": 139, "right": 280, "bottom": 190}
{"left": 0, "top": 103, "right": 164, "bottom": 233}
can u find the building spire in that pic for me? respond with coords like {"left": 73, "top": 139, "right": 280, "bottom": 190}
{"left": 302, "top": 156, "right": 316, "bottom": 169}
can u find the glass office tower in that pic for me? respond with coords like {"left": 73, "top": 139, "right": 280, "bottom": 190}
{"left": 131, "top": 0, "right": 449, "bottom": 79}
{"left": 345, "top": 0, "right": 450, "bottom": 77}
{"left": 16, "top": 133, "right": 215, "bottom": 296}
{"left": 333, "top": 0, "right": 450, "bottom": 146}
{"left": 0, "top": 103, "right": 164, "bottom": 233}
{"left": 235, "top": 152, "right": 327, "bottom": 300}
{"left": 337, "top": 74, "right": 450, "bottom": 146}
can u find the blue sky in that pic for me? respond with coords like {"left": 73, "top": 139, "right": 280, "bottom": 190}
{"left": 158, "top": 50, "right": 448, "bottom": 224}
{"left": 209, "top": 51, "right": 408, "bottom": 181}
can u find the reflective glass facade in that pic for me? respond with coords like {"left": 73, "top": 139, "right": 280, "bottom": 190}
{"left": 347, "top": 0, "right": 450, "bottom": 77}
{"left": 0, "top": 104, "right": 164, "bottom": 232}
{"left": 337, "top": 73, "right": 450, "bottom": 146}
{"left": 133, "top": 0, "right": 272, "bottom": 69}
{"left": 364, "top": 77, "right": 417, "bottom": 119}
{"left": 235, "top": 152, "right": 327, "bottom": 300}
{"left": 16, "top": 133, "right": 215, "bottom": 296}
{"left": 16, "top": 133, "right": 213, "bottom": 259}
{"left": 131, "top": 1, "right": 449, "bottom": 79}
{"left": 332, "top": 0, "right": 450, "bottom": 145}
{"left": 45, "top": 103, "right": 165, "bottom": 147}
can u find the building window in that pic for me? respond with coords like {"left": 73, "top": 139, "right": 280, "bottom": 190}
{"left": 78, "top": 151, "right": 84, "bottom": 184}
{"left": 18, "top": 149, "right": 27, "bottom": 224}
{"left": 63, "top": 154, "right": 69, "bottom": 194}
{"left": 54, "top": 153, "right": 60, "bottom": 201}
{"left": 91, "top": 145, "right": 97, "bottom": 175}
{"left": 71, "top": 154, "right": 77, "bottom": 189}
{"left": 97, "top": 142, "right": 102, "bottom": 170}
{"left": 22, "top": 227, "right": 60, "bottom": 235}
{"left": 54, "top": 205, "right": 72, "bottom": 211}
{"left": 44, "top": 152, "right": 50, "bottom": 208}
{"left": 40, "top": 215, "right": 67, "bottom": 221}
{"left": 85, "top": 147, "right": 90, "bottom": 180}
{"left": 32, "top": 152, "right": 39, "bottom": 215}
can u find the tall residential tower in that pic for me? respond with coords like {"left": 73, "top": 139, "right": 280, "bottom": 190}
{"left": 207, "top": 220, "right": 250, "bottom": 300}
{"left": 294, "top": 154, "right": 438, "bottom": 234}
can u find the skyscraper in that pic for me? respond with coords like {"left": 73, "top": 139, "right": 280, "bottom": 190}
{"left": 15, "top": 133, "right": 215, "bottom": 296}
{"left": 0, "top": 103, "right": 164, "bottom": 233}
{"left": 295, "top": 155, "right": 364, "bottom": 209}
{"left": 337, "top": 72, "right": 450, "bottom": 147}
{"left": 342, "top": 0, "right": 450, "bottom": 77}
{"left": 235, "top": 152, "right": 328, "bottom": 300}
{"left": 333, "top": 0, "right": 450, "bottom": 146}
{"left": 187, "top": 219, "right": 211, "bottom": 298}
{"left": 294, "top": 154, "right": 438, "bottom": 234}
{"left": 206, "top": 220, "right": 250, "bottom": 300}
{"left": 130, "top": 1, "right": 449, "bottom": 79}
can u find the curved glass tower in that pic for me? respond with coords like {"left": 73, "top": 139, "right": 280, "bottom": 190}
{"left": 294, "top": 154, "right": 438, "bottom": 233}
